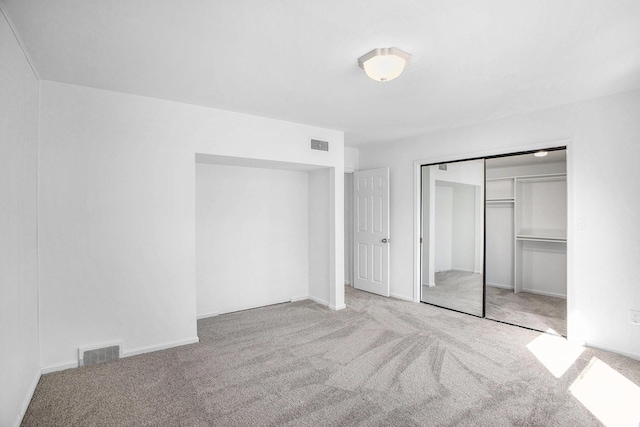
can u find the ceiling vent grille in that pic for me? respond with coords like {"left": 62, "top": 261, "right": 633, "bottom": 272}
{"left": 310, "top": 139, "right": 329, "bottom": 151}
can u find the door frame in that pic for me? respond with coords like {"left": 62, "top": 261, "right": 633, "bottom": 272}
{"left": 412, "top": 138, "right": 574, "bottom": 332}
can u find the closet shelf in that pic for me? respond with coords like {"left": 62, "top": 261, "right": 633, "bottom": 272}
{"left": 516, "top": 234, "right": 566, "bottom": 243}
{"left": 486, "top": 198, "right": 514, "bottom": 204}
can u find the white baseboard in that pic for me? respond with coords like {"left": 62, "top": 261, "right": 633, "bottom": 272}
{"left": 451, "top": 268, "right": 476, "bottom": 273}
{"left": 521, "top": 288, "right": 567, "bottom": 299}
{"left": 344, "top": 280, "right": 351, "bottom": 286}
{"left": 584, "top": 342, "right": 640, "bottom": 362}
{"left": 218, "top": 299, "right": 292, "bottom": 315}
{"left": 308, "top": 295, "right": 329, "bottom": 306}
{"left": 390, "top": 292, "right": 414, "bottom": 302}
{"left": 486, "top": 282, "right": 513, "bottom": 290}
{"left": 290, "top": 294, "right": 339, "bottom": 309}
{"left": 122, "top": 336, "right": 200, "bottom": 358}
{"left": 41, "top": 336, "right": 201, "bottom": 374}
{"left": 14, "top": 369, "right": 41, "bottom": 427}
{"left": 41, "top": 360, "right": 78, "bottom": 374}
{"left": 197, "top": 311, "right": 220, "bottom": 320}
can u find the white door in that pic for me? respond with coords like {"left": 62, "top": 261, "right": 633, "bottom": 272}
{"left": 353, "top": 168, "right": 390, "bottom": 296}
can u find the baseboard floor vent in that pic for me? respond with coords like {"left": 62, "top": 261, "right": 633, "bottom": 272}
{"left": 79, "top": 342, "right": 122, "bottom": 367}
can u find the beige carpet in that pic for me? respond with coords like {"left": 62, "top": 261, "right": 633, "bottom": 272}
{"left": 422, "top": 270, "right": 483, "bottom": 316}
{"left": 22, "top": 287, "right": 640, "bottom": 426}
{"left": 485, "top": 286, "right": 567, "bottom": 336}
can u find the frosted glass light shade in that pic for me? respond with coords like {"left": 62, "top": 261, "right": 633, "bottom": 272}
{"left": 358, "top": 47, "right": 411, "bottom": 82}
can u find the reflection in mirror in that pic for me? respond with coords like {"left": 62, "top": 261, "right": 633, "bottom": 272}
{"left": 421, "top": 159, "right": 484, "bottom": 316}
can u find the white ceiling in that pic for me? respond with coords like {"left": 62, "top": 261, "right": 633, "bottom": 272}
{"left": 4, "top": 0, "right": 640, "bottom": 147}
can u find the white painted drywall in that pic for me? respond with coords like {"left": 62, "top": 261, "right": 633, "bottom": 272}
{"left": 359, "top": 88, "right": 640, "bottom": 359}
{"left": 344, "top": 147, "right": 359, "bottom": 172}
{"left": 433, "top": 182, "right": 479, "bottom": 274}
{"left": 434, "top": 186, "right": 453, "bottom": 272}
{"left": 344, "top": 173, "right": 353, "bottom": 286}
{"left": 196, "top": 163, "right": 309, "bottom": 316}
{"left": 422, "top": 161, "right": 484, "bottom": 289}
{"left": 485, "top": 203, "right": 515, "bottom": 288}
{"left": 38, "top": 81, "right": 344, "bottom": 371}
{"left": 451, "top": 183, "right": 478, "bottom": 272}
{"left": 420, "top": 168, "right": 430, "bottom": 287}
{"left": 309, "top": 168, "right": 331, "bottom": 305}
{"left": 344, "top": 146, "right": 358, "bottom": 286}
{"left": 0, "top": 9, "right": 40, "bottom": 427}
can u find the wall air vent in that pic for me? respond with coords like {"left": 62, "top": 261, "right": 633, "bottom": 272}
{"left": 78, "top": 342, "right": 122, "bottom": 367}
{"left": 310, "top": 139, "right": 329, "bottom": 151}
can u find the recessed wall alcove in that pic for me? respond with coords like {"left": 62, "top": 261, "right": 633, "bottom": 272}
{"left": 195, "top": 154, "right": 335, "bottom": 317}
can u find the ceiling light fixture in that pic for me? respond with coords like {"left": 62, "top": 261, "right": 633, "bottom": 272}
{"left": 358, "top": 47, "right": 411, "bottom": 82}
{"left": 534, "top": 150, "right": 549, "bottom": 157}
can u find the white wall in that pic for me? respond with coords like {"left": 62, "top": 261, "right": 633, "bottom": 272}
{"left": 0, "top": 8, "right": 40, "bottom": 427}
{"left": 38, "top": 81, "right": 344, "bottom": 371}
{"left": 422, "top": 161, "right": 484, "bottom": 287}
{"left": 485, "top": 202, "right": 515, "bottom": 288}
{"left": 344, "top": 147, "right": 359, "bottom": 287}
{"left": 344, "top": 147, "right": 359, "bottom": 172}
{"left": 433, "top": 182, "right": 479, "bottom": 274}
{"left": 196, "top": 163, "right": 309, "bottom": 317}
{"left": 309, "top": 168, "right": 331, "bottom": 304}
{"left": 359, "top": 88, "right": 640, "bottom": 359}
{"left": 434, "top": 186, "right": 453, "bottom": 272}
{"left": 344, "top": 173, "right": 353, "bottom": 285}
{"left": 450, "top": 183, "right": 477, "bottom": 272}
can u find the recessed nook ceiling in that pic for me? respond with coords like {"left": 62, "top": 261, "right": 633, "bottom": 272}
{"left": 3, "top": 0, "right": 640, "bottom": 146}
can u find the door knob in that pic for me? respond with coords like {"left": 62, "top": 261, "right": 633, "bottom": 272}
{"left": 382, "top": 238, "right": 390, "bottom": 243}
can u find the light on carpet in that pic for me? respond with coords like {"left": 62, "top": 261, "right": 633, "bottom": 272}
{"left": 569, "top": 357, "right": 640, "bottom": 427}
{"left": 526, "top": 329, "right": 584, "bottom": 378}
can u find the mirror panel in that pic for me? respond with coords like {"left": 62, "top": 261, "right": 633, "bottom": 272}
{"left": 421, "top": 159, "right": 484, "bottom": 316}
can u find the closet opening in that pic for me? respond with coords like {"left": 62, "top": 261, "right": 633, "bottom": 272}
{"left": 418, "top": 146, "right": 568, "bottom": 336}
{"left": 485, "top": 147, "right": 567, "bottom": 336}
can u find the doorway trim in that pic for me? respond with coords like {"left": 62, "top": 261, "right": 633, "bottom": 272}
{"left": 412, "top": 138, "right": 573, "bottom": 335}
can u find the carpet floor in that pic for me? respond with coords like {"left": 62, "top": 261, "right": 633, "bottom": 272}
{"left": 485, "top": 286, "right": 567, "bottom": 336}
{"left": 422, "top": 270, "right": 484, "bottom": 316}
{"left": 22, "top": 287, "right": 640, "bottom": 426}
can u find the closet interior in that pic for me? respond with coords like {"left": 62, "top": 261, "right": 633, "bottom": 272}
{"left": 484, "top": 149, "right": 567, "bottom": 335}
{"left": 419, "top": 148, "right": 567, "bottom": 334}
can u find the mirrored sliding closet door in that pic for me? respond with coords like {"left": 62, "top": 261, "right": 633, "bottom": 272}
{"left": 420, "top": 159, "right": 485, "bottom": 317}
